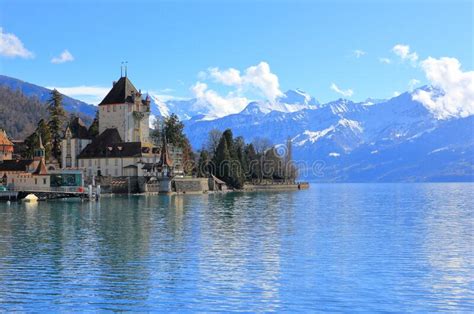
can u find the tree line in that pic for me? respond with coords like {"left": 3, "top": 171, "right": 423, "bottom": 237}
{"left": 196, "top": 129, "right": 297, "bottom": 189}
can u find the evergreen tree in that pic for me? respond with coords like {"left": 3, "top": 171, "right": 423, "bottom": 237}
{"left": 162, "top": 114, "right": 195, "bottom": 176}
{"left": 164, "top": 114, "right": 186, "bottom": 147}
{"left": 47, "top": 89, "right": 66, "bottom": 160}
{"left": 197, "top": 150, "right": 210, "bottom": 177}
{"left": 24, "top": 119, "right": 52, "bottom": 159}
{"left": 234, "top": 136, "right": 248, "bottom": 178}
{"left": 88, "top": 110, "right": 99, "bottom": 138}
{"left": 214, "top": 135, "right": 231, "bottom": 180}
{"left": 244, "top": 143, "right": 258, "bottom": 181}
{"left": 214, "top": 129, "right": 245, "bottom": 189}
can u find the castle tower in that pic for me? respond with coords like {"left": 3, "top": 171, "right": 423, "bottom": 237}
{"left": 33, "top": 133, "right": 48, "bottom": 175}
{"left": 34, "top": 133, "right": 45, "bottom": 162}
{"left": 98, "top": 75, "right": 151, "bottom": 143}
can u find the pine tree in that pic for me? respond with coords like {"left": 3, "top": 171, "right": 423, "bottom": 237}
{"left": 47, "top": 89, "right": 66, "bottom": 160}
{"left": 162, "top": 114, "right": 195, "bottom": 176}
{"left": 197, "top": 150, "right": 210, "bottom": 177}
{"left": 244, "top": 143, "right": 258, "bottom": 182}
{"left": 214, "top": 129, "right": 245, "bottom": 189}
{"left": 214, "top": 135, "right": 231, "bottom": 180}
{"left": 164, "top": 114, "right": 186, "bottom": 147}
{"left": 24, "top": 119, "right": 52, "bottom": 159}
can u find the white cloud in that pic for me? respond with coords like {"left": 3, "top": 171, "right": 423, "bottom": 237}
{"left": 330, "top": 83, "right": 354, "bottom": 97}
{"left": 0, "top": 27, "right": 34, "bottom": 58}
{"left": 408, "top": 79, "right": 420, "bottom": 91}
{"left": 353, "top": 49, "right": 366, "bottom": 58}
{"left": 208, "top": 67, "right": 242, "bottom": 85}
{"left": 51, "top": 49, "right": 74, "bottom": 64}
{"left": 379, "top": 57, "right": 392, "bottom": 64}
{"left": 393, "top": 91, "right": 401, "bottom": 97}
{"left": 49, "top": 85, "right": 109, "bottom": 104}
{"left": 205, "top": 61, "right": 283, "bottom": 101}
{"left": 191, "top": 82, "right": 249, "bottom": 118}
{"left": 412, "top": 57, "right": 474, "bottom": 119}
{"left": 392, "top": 44, "right": 418, "bottom": 65}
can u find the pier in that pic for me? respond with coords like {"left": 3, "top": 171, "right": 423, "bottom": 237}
{"left": 4, "top": 186, "right": 90, "bottom": 201}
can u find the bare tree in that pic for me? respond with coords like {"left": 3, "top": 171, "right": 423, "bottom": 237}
{"left": 252, "top": 136, "right": 272, "bottom": 155}
{"left": 206, "top": 129, "right": 222, "bottom": 156}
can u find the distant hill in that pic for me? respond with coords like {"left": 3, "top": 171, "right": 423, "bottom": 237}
{"left": 0, "top": 75, "right": 96, "bottom": 140}
{"left": 0, "top": 75, "right": 97, "bottom": 117}
{"left": 0, "top": 86, "right": 49, "bottom": 139}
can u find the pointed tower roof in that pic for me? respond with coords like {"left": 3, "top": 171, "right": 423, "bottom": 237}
{"left": 0, "top": 129, "right": 13, "bottom": 147}
{"left": 32, "top": 158, "right": 48, "bottom": 175}
{"left": 99, "top": 76, "right": 139, "bottom": 105}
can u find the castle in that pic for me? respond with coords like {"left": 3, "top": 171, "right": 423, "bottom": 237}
{"left": 61, "top": 74, "right": 184, "bottom": 192}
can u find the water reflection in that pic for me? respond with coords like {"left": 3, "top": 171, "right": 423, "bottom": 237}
{"left": 0, "top": 184, "right": 472, "bottom": 311}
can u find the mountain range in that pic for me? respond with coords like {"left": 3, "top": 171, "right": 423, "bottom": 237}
{"left": 0, "top": 75, "right": 472, "bottom": 182}
{"left": 180, "top": 88, "right": 473, "bottom": 182}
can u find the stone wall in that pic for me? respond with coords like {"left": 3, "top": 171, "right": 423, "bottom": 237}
{"left": 173, "top": 178, "right": 209, "bottom": 193}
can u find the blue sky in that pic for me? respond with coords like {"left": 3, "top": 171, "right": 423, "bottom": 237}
{"left": 0, "top": 0, "right": 472, "bottom": 108}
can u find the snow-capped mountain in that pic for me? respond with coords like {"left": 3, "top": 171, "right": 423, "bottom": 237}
{"left": 149, "top": 89, "right": 319, "bottom": 121}
{"left": 183, "top": 87, "right": 473, "bottom": 182}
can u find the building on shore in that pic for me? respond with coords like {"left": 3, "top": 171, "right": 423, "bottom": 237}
{"left": 0, "top": 129, "right": 13, "bottom": 162}
{"left": 61, "top": 74, "right": 185, "bottom": 193}
{"left": 0, "top": 132, "right": 84, "bottom": 192}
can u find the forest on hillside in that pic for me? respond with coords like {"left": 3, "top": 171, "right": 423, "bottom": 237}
{"left": 0, "top": 86, "right": 49, "bottom": 139}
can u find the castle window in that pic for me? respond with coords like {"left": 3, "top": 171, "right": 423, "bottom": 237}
{"left": 113, "top": 105, "right": 116, "bottom": 112}
{"left": 107, "top": 105, "right": 110, "bottom": 112}
{"left": 43, "top": 178, "right": 47, "bottom": 185}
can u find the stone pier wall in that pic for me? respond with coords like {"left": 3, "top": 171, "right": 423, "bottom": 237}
{"left": 173, "top": 178, "right": 209, "bottom": 193}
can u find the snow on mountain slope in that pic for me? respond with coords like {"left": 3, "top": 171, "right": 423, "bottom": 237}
{"left": 183, "top": 87, "right": 473, "bottom": 181}
{"left": 150, "top": 89, "right": 319, "bottom": 121}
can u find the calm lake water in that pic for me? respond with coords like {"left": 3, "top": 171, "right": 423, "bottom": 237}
{"left": 0, "top": 183, "right": 473, "bottom": 312}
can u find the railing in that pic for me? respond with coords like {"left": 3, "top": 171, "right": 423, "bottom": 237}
{"left": 9, "top": 186, "right": 89, "bottom": 194}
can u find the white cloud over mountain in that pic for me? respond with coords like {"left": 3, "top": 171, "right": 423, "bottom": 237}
{"left": 330, "top": 83, "right": 353, "bottom": 97}
{"left": 408, "top": 79, "right": 420, "bottom": 91}
{"left": 49, "top": 85, "right": 109, "bottom": 104}
{"left": 191, "top": 81, "right": 249, "bottom": 119}
{"left": 413, "top": 57, "right": 474, "bottom": 119}
{"left": 51, "top": 50, "right": 74, "bottom": 64}
{"left": 206, "top": 61, "right": 283, "bottom": 102}
{"left": 0, "top": 27, "right": 34, "bottom": 58}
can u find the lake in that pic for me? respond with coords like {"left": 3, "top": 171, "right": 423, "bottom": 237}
{"left": 0, "top": 183, "right": 473, "bottom": 311}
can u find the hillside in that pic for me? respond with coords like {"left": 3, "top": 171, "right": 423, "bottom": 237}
{"left": 0, "top": 76, "right": 96, "bottom": 140}
{"left": 0, "top": 75, "right": 97, "bottom": 117}
{"left": 0, "top": 86, "right": 49, "bottom": 139}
